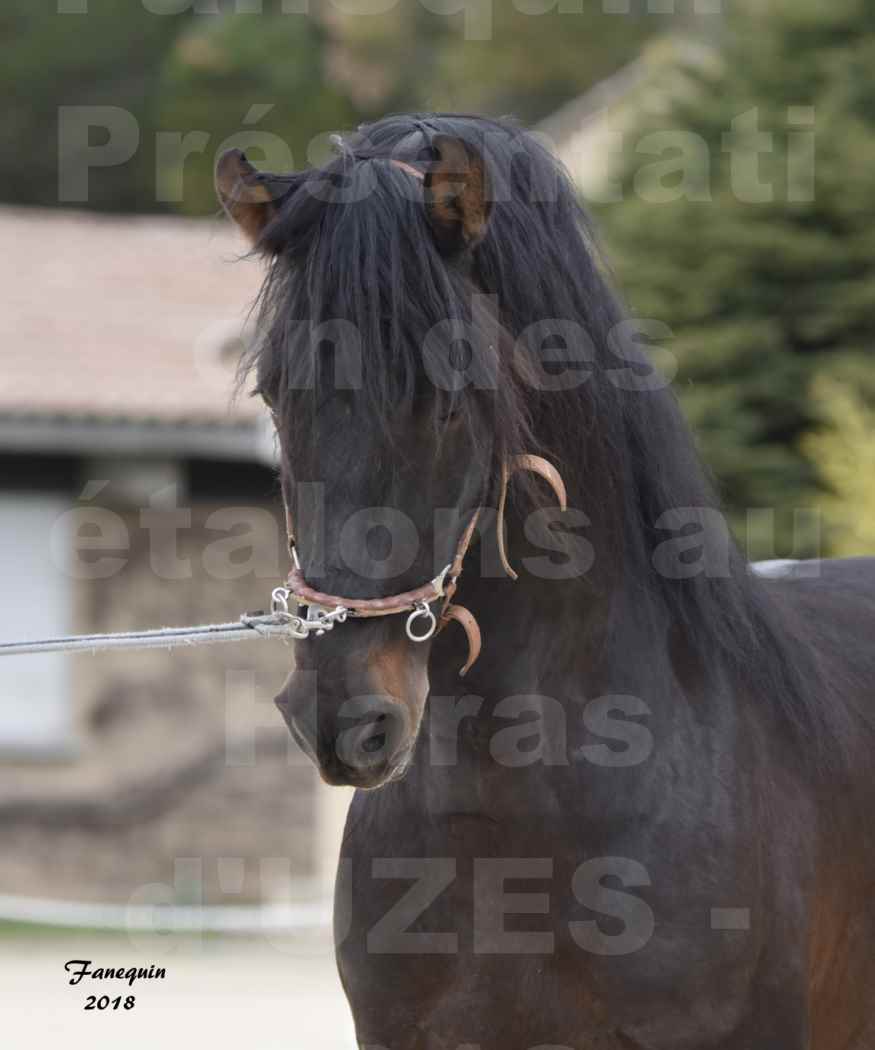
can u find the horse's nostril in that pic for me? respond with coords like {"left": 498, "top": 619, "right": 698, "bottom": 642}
{"left": 334, "top": 706, "right": 403, "bottom": 772}
{"left": 362, "top": 732, "right": 386, "bottom": 754}
{"left": 361, "top": 712, "right": 389, "bottom": 752}
{"left": 360, "top": 711, "right": 389, "bottom": 753}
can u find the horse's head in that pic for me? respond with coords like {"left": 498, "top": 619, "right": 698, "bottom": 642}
{"left": 216, "top": 121, "right": 533, "bottom": 788}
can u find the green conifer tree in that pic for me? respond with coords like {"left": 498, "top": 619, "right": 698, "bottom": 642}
{"left": 600, "top": 0, "right": 875, "bottom": 557}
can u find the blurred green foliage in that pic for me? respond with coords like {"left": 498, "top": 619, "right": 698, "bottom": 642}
{"left": 325, "top": 1, "right": 655, "bottom": 123}
{"left": 599, "top": 0, "right": 875, "bottom": 557}
{"left": 0, "top": 0, "right": 187, "bottom": 212}
{"left": 1, "top": 0, "right": 659, "bottom": 214}
{"left": 154, "top": 11, "right": 356, "bottom": 213}
{"left": 804, "top": 375, "right": 875, "bottom": 556}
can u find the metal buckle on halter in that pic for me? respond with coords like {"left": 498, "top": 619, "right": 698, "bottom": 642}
{"left": 430, "top": 564, "right": 452, "bottom": 597}
{"left": 271, "top": 587, "right": 348, "bottom": 639}
{"left": 303, "top": 602, "right": 349, "bottom": 637}
{"left": 270, "top": 586, "right": 307, "bottom": 639}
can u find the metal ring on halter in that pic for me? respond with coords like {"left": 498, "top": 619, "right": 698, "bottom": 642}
{"left": 406, "top": 602, "right": 437, "bottom": 643}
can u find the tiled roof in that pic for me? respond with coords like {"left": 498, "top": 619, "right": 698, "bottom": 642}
{"left": 0, "top": 207, "right": 267, "bottom": 426}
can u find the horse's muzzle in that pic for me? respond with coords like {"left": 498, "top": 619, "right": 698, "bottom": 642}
{"left": 273, "top": 635, "right": 428, "bottom": 788}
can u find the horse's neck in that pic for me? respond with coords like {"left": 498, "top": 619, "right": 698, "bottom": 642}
{"left": 429, "top": 507, "right": 658, "bottom": 734}
{"left": 457, "top": 492, "right": 620, "bottom": 675}
{"left": 416, "top": 495, "right": 726, "bottom": 821}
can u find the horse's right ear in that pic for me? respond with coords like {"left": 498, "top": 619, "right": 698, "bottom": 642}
{"left": 425, "top": 135, "right": 492, "bottom": 254}
{"left": 215, "top": 149, "right": 286, "bottom": 249}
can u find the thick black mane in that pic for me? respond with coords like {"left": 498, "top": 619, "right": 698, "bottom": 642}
{"left": 245, "top": 112, "right": 865, "bottom": 781}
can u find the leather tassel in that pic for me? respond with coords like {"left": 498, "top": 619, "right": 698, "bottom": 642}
{"left": 496, "top": 454, "right": 568, "bottom": 580}
{"left": 440, "top": 604, "right": 482, "bottom": 676}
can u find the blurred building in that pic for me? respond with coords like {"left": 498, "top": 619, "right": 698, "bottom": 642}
{"left": 538, "top": 36, "right": 719, "bottom": 200}
{"left": 0, "top": 207, "right": 347, "bottom": 910}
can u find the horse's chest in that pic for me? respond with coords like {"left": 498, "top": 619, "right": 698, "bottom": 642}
{"left": 335, "top": 774, "right": 772, "bottom": 1050}
{"left": 336, "top": 812, "right": 611, "bottom": 1046}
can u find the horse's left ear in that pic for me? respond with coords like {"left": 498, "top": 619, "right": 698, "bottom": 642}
{"left": 425, "top": 135, "right": 492, "bottom": 252}
{"left": 215, "top": 148, "right": 286, "bottom": 248}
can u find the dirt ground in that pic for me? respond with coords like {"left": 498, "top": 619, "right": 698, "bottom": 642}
{"left": 0, "top": 928, "right": 357, "bottom": 1049}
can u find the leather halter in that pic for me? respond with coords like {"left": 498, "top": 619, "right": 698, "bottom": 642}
{"left": 281, "top": 455, "right": 567, "bottom": 676}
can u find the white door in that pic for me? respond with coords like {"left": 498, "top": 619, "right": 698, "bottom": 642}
{"left": 0, "top": 492, "right": 73, "bottom": 755}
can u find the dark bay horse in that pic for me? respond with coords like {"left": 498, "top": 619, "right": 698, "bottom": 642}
{"left": 215, "top": 114, "right": 875, "bottom": 1050}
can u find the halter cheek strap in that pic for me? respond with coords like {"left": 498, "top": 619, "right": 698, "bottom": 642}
{"left": 277, "top": 455, "right": 567, "bottom": 675}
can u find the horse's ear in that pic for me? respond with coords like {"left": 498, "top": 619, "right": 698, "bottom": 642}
{"left": 425, "top": 135, "right": 492, "bottom": 252}
{"left": 215, "top": 149, "right": 285, "bottom": 248}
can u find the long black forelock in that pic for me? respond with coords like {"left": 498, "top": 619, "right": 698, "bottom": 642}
{"left": 244, "top": 122, "right": 534, "bottom": 478}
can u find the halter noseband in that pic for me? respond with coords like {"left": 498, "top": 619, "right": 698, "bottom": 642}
{"left": 272, "top": 455, "right": 567, "bottom": 676}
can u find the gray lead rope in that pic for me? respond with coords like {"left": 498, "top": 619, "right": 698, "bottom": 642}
{"left": 0, "top": 612, "right": 298, "bottom": 657}
{"left": 0, "top": 582, "right": 362, "bottom": 659}
{"left": 0, "top": 561, "right": 804, "bottom": 658}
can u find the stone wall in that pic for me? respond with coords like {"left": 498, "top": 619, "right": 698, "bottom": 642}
{"left": 0, "top": 498, "right": 322, "bottom": 906}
